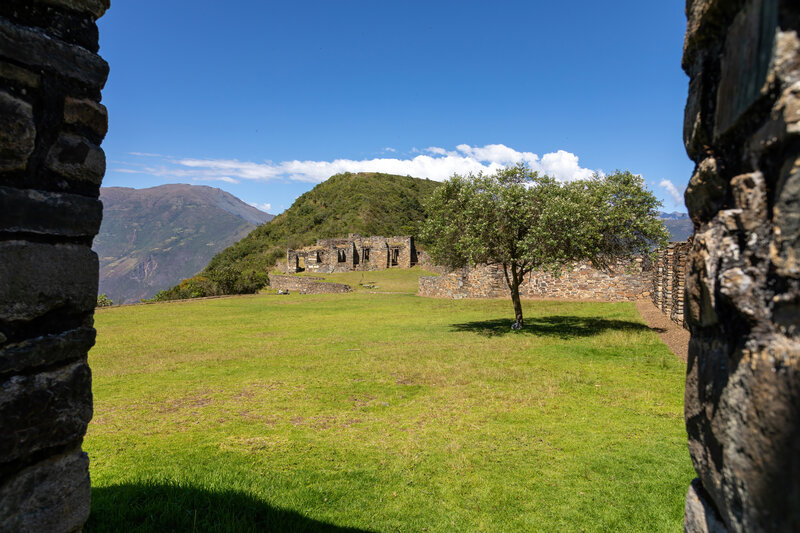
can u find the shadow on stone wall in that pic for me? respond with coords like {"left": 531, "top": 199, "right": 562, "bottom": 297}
{"left": 86, "top": 482, "right": 373, "bottom": 533}
{"left": 450, "top": 316, "right": 656, "bottom": 339}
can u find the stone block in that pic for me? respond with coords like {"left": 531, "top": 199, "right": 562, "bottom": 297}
{"left": 0, "top": 91, "right": 35, "bottom": 172}
{"left": 0, "top": 241, "right": 98, "bottom": 322}
{"left": 0, "top": 359, "right": 92, "bottom": 462}
{"left": 713, "top": 0, "right": 779, "bottom": 138}
{"left": 39, "top": 0, "right": 110, "bottom": 18}
{"left": 0, "top": 18, "right": 108, "bottom": 87}
{"left": 45, "top": 132, "right": 105, "bottom": 185}
{"left": 0, "top": 60, "right": 40, "bottom": 89}
{"left": 771, "top": 156, "right": 800, "bottom": 277}
{"left": 0, "top": 185, "right": 102, "bottom": 237}
{"left": 685, "top": 157, "right": 725, "bottom": 224}
{"left": 64, "top": 96, "right": 108, "bottom": 141}
{"left": 684, "top": 478, "right": 728, "bottom": 533}
{"left": 0, "top": 326, "right": 95, "bottom": 375}
{"left": 0, "top": 448, "right": 90, "bottom": 533}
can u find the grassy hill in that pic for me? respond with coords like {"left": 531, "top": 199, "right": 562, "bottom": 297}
{"left": 156, "top": 172, "right": 440, "bottom": 299}
{"left": 95, "top": 185, "right": 273, "bottom": 304}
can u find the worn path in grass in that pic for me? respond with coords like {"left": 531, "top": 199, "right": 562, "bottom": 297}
{"left": 86, "top": 272, "right": 692, "bottom": 532}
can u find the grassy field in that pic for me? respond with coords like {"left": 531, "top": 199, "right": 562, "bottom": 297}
{"left": 85, "top": 270, "right": 693, "bottom": 532}
{"left": 289, "top": 266, "right": 439, "bottom": 293}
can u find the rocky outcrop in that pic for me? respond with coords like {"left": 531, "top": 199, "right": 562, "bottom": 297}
{"left": 0, "top": 1, "right": 109, "bottom": 531}
{"left": 681, "top": 0, "right": 800, "bottom": 531}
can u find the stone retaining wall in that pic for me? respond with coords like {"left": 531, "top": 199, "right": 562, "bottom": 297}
{"left": 268, "top": 274, "right": 352, "bottom": 294}
{"left": 0, "top": 1, "right": 109, "bottom": 531}
{"left": 418, "top": 260, "right": 651, "bottom": 301}
{"left": 651, "top": 241, "right": 692, "bottom": 328}
{"left": 681, "top": 0, "right": 800, "bottom": 530}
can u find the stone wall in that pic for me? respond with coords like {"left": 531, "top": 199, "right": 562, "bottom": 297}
{"left": 288, "top": 234, "right": 416, "bottom": 274}
{"left": 681, "top": 0, "right": 800, "bottom": 531}
{"left": 651, "top": 241, "right": 692, "bottom": 328}
{"left": 268, "top": 274, "right": 352, "bottom": 294}
{"left": 419, "top": 259, "right": 651, "bottom": 301}
{"left": 0, "top": 1, "right": 109, "bottom": 531}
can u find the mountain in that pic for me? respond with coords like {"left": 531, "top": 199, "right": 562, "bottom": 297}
{"left": 658, "top": 211, "right": 694, "bottom": 242}
{"left": 94, "top": 184, "right": 273, "bottom": 304}
{"left": 155, "top": 172, "right": 441, "bottom": 300}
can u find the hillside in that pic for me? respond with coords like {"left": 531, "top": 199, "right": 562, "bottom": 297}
{"left": 659, "top": 212, "right": 694, "bottom": 242}
{"left": 94, "top": 184, "right": 273, "bottom": 304}
{"left": 156, "top": 172, "right": 440, "bottom": 299}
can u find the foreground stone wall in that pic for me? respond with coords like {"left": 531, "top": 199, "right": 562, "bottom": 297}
{"left": 419, "top": 260, "right": 651, "bottom": 301}
{"left": 682, "top": 0, "right": 799, "bottom": 531}
{"left": 651, "top": 241, "right": 692, "bottom": 328}
{"left": 268, "top": 274, "right": 352, "bottom": 294}
{"left": 0, "top": 1, "right": 109, "bottom": 531}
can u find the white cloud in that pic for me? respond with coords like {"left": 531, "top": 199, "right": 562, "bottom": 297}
{"left": 247, "top": 201, "right": 272, "bottom": 212}
{"left": 659, "top": 179, "right": 684, "bottom": 206}
{"left": 194, "top": 176, "right": 240, "bottom": 184}
{"left": 383, "top": 147, "right": 396, "bottom": 153}
{"left": 127, "top": 151, "right": 163, "bottom": 157}
{"left": 116, "top": 144, "right": 601, "bottom": 184}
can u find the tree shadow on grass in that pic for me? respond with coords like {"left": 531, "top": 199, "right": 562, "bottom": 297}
{"left": 86, "top": 482, "right": 374, "bottom": 533}
{"left": 450, "top": 315, "right": 654, "bottom": 339}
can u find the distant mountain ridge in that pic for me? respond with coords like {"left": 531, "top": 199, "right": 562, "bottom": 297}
{"left": 94, "top": 184, "right": 273, "bottom": 304}
{"left": 658, "top": 211, "right": 693, "bottom": 241}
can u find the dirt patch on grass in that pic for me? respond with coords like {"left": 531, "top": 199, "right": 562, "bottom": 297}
{"left": 635, "top": 300, "right": 689, "bottom": 362}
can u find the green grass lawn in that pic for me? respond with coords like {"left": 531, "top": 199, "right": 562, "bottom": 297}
{"left": 86, "top": 270, "right": 692, "bottom": 532}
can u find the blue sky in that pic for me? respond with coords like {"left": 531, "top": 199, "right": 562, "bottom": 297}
{"left": 99, "top": 1, "right": 693, "bottom": 214}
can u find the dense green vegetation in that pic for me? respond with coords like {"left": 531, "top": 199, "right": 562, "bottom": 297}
{"left": 154, "top": 173, "right": 440, "bottom": 300}
{"left": 423, "top": 166, "right": 669, "bottom": 327}
{"left": 86, "top": 270, "right": 693, "bottom": 532}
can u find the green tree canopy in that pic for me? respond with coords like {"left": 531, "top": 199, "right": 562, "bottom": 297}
{"left": 422, "top": 164, "right": 668, "bottom": 328}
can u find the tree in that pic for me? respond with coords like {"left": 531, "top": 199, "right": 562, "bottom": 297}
{"left": 97, "top": 293, "right": 113, "bottom": 307}
{"left": 421, "top": 164, "right": 669, "bottom": 328}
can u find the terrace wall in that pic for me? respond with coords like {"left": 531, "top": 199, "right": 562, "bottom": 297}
{"left": 681, "top": 0, "right": 800, "bottom": 530}
{"left": 418, "top": 259, "right": 651, "bottom": 301}
{"left": 650, "top": 241, "right": 692, "bottom": 329}
{"left": 0, "top": 1, "right": 109, "bottom": 531}
{"left": 268, "top": 274, "right": 352, "bottom": 294}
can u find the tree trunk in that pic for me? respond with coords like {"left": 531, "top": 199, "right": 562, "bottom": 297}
{"left": 503, "top": 263, "right": 524, "bottom": 328}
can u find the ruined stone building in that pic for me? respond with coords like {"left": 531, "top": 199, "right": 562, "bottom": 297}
{"left": 287, "top": 234, "right": 417, "bottom": 273}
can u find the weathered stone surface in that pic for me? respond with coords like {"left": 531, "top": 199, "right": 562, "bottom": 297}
{"left": 39, "top": 0, "right": 110, "bottom": 18}
{"left": 0, "top": 359, "right": 92, "bottom": 462}
{"left": 0, "top": 17, "right": 109, "bottom": 87}
{"left": 0, "top": 185, "right": 102, "bottom": 237}
{"left": 682, "top": 1, "right": 800, "bottom": 530}
{"left": 685, "top": 479, "right": 728, "bottom": 533}
{"left": 0, "top": 91, "right": 35, "bottom": 172}
{"left": 0, "top": 8, "right": 105, "bottom": 533}
{"left": 771, "top": 158, "right": 800, "bottom": 278}
{"left": 713, "top": 0, "right": 778, "bottom": 138}
{"left": 0, "top": 448, "right": 90, "bottom": 533}
{"left": 0, "top": 241, "right": 98, "bottom": 322}
{"left": 685, "top": 158, "right": 724, "bottom": 224}
{"left": 45, "top": 132, "right": 105, "bottom": 184}
{"left": 0, "top": 326, "right": 95, "bottom": 375}
{"left": 64, "top": 96, "right": 108, "bottom": 141}
{"left": 0, "top": 60, "right": 41, "bottom": 88}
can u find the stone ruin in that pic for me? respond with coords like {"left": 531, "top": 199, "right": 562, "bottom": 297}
{"left": 287, "top": 233, "right": 417, "bottom": 274}
{"left": 682, "top": 0, "right": 799, "bottom": 531}
{"left": 0, "top": 1, "right": 109, "bottom": 531}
